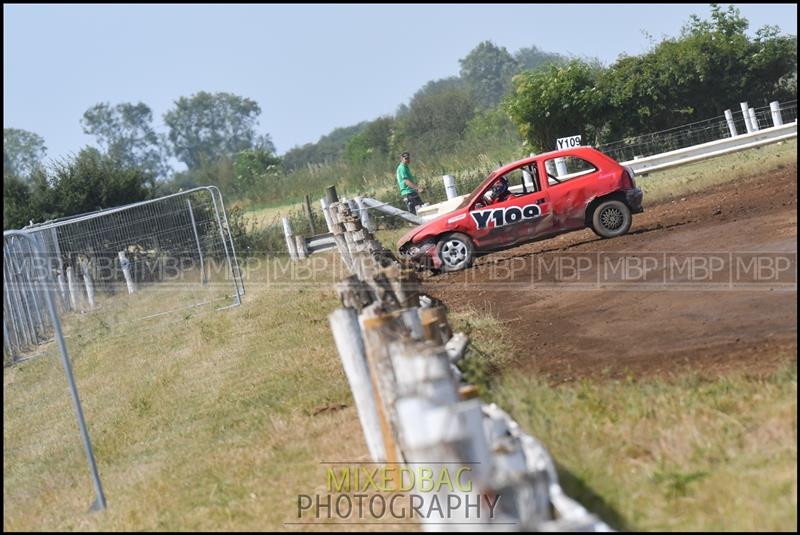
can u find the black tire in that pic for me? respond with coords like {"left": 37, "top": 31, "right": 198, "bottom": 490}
{"left": 591, "top": 199, "right": 632, "bottom": 238}
{"left": 436, "top": 233, "right": 474, "bottom": 272}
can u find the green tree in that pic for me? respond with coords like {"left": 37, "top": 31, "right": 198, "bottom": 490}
{"left": 514, "top": 45, "right": 567, "bottom": 72}
{"left": 5, "top": 148, "right": 155, "bottom": 227}
{"left": 283, "top": 122, "right": 367, "bottom": 170}
{"left": 233, "top": 147, "right": 282, "bottom": 196}
{"left": 3, "top": 128, "right": 47, "bottom": 179}
{"left": 460, "top": 106, "right": 521, "bottom": 152}
{"left": 599, "top": 4, "right": 797, "bottom": 140}
{"left": 81, "top": 102, "right": 170, "bottom": 178}
{"left": 163, "top": 91, "right": 264, "bottom": 170}
{"left": 344, "top": 116, "right": 394, "bottom": 166}
{"left": 507, "top": 5, "right": 797, "bottom": 148}
{"left": 506, "top": 60, "right": 604, "bottom": 151}
{"left": 459, "top": 41, "right": 520, "bottom": 108}
{"left": 38, "top": 147, "right": 154, "bottom": 220}
{"left": 3, "top": 174, "right": 32, "bottom": 229}
{"left": 396, "top": 80, "right": 477, "bottom": 155}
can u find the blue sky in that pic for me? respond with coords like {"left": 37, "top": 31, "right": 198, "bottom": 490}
{"left": 3, "top": 3, "right": 797, "bottom": 166}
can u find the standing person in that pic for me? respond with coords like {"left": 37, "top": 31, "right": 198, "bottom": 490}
{"left": 396, "top": 151, "right": 425, "bottom": 215}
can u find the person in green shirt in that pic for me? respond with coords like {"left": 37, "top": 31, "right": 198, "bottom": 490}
{"left": 396, "top": 151, "right": 425, "bottom": 214}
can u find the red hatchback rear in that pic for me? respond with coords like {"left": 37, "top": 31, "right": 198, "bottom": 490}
{"left": 398, "top": 146, "right": 643, "bottom": 272}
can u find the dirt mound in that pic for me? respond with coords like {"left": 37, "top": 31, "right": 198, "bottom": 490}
{"left": 424, "top": 164, "right": 798, "bottom": 382}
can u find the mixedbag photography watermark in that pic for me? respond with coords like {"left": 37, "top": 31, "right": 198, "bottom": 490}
{"left": 291, "top": 463, "right": 502, "bottom": 525}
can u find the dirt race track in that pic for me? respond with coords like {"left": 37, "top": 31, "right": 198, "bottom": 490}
{"left": 423, "top": 163, "right": 798, "bottom": 382}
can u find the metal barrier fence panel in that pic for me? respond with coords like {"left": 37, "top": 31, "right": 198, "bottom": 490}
{"left": 3, "top": 230, "right": 107, "bottom": 512}
{"left": 3, "top": 187, "right": 243, "bottom": 364}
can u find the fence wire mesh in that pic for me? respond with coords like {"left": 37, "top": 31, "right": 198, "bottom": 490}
{"left": 597, "top": 100, "right": 797, "bottom": 162}
{"left": 3, "top": 186, "right": 243, "bottom": 364}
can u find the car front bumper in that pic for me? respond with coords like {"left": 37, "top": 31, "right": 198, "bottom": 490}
{"left": 399, "top": 241, "right": 442, "bottom": 270}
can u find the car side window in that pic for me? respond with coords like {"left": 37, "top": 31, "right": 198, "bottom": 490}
{"left": 472, "top": 163, "right": 540, "bottom": 209}
{"left": 544, "top": 156, "right": 597, "bottom": 186}
{"left": 506, "top": 164, "right": 540, "bottom": 195}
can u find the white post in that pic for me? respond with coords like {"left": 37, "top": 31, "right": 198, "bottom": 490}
{"left": 740, "top": 102, "right": 752, "bottom": 133}
{"left": 66, "top": 266, "right": 78, "bottom": 310}
{"left": 770, "top": 101, "right": 783, "bottom": 127}
{"left": 748, "top": 108, "right": 759, "bottom": 131}
{"left": 555, "top": 157, "right": 569, "bottom": 177}
{"left": 524, "top": 152, "right": 537, "bottom": 190}
{"left": 442, "top": 175, "right": 458, "bottom": 200}
{"left": 329, "top": 308, "right": 386, "bottom": 462}
{"left": 319, "top": 198, "right": 335, "bottom": 234}
{"left": 724, "top": 109, "right": 738, "bottom": 137}
{"left": 282, "top": 216, "right": 298, "bottom": 260}
{"left": 355, "top": 197, "right": 374, "bottom": 233}
{"left": 522, "top": 169, "right": 534, "bottom": 190}
{"left": 80, "top": 259, "right": 95, "bottom": 309}
{"left": 294, "top": 235, "right": 308, "bottom": 259}
{"left": 118, "top": 251, "right": 135, "bottom": 294}
{"left": 57, "top": 271, "right": 70, "bottom": 311}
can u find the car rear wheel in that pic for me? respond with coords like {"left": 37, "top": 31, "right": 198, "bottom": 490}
{"left": 591, "top": 200, "right": 632, "bottom": 238}
{"left": 437, "top": 233, "right": 474, "bottom": 272}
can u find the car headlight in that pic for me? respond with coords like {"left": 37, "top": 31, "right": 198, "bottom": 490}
{"left": 401, "top": 241, "right": 434, "bottom": 259}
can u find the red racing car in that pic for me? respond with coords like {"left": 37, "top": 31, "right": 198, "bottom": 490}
{"left": 397, "top": 146, "right": 643, "bottom": 272}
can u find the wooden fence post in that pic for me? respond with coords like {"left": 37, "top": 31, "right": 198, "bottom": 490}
{"left": 303, "top": 194, "right": 317, "bottom": 235}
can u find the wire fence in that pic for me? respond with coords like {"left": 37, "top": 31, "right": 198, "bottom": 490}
{"left": 597, "top": 100, "right": 797, "bottom": 163}
{"left": 3, "top": 186, "right": 244, "bottom": 364}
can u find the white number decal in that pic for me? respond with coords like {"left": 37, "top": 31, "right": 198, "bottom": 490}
{"left": 471, "top": 204, "right": 541, "bottom": 230}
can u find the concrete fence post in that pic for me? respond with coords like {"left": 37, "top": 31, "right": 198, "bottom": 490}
{"left": 522, "top": 168, "right": 534, "bottom": 190}
{"left": 81, "top": 259, "right": 96, "bottom": 309}
{"left": 724, "top": 109, "right": 738, "bottom": 137}
{"left": 57, "top": 271, "right": 70, "bottom": 311}
{"left": 282, "top": 217, "right": 298, "bottom": 260}
{"left": 740, "top": 102, "right": 753, "bottom": 133}
{"left": 748, "top": 108, "right": 759, "bottom": 131}
{"left": 525, "top": 152, "right": 537, "bottom": 191}
{"left": 770, "top": 101, "right": 783, "bottom": 127}
{"left": 118, "top": 251, "right": 136, "bottom": 294}
{"left": 740, "top": 102, "right": 753, "bottom": 132}
{"left": 555, "top": 157, "right": 569, "bottom": 177}
{"left": 443, "top": 175, "right": 458, "bottom": 200}
{"left": 66, "top": 265, "right": 79, "bottom": 310}
{"left": 329, "top": 308, "right": 386, "bottom": 462}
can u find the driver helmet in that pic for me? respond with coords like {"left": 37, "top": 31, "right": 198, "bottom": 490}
{"left": 490, "top": 176, "right": 509, "bottom": 201}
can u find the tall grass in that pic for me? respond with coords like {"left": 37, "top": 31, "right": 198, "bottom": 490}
{"left": 2, "top": 256, "right": 367, "bottom": 531}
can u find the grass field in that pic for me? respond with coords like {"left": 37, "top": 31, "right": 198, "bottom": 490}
{"left": 465, "top": 311, "right": 797, "bottom": 531}
{"left": 3, "top": 139, "right": 797, "bottom": 531}
{"left": 241, "top": 200, "right": 305, "bottom": 228}
{"left": 633, "top": 138, "right": 797, "bottom": 203}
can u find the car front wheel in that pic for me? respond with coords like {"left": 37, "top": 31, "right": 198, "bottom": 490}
{"left": 591, "top": 199, "right": 632, "bottom": 238}
{"left": 437, "top": 233, "right": 474, "bottom": 272}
